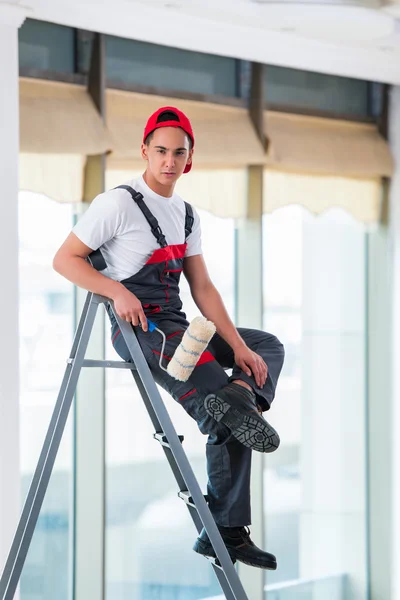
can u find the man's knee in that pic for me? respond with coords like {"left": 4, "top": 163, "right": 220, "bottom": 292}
{"left": 274, "top": 336, "right": 285, "bottom": 365}
{"left": 263, "top": 333, "right": 285, "bottom": 363}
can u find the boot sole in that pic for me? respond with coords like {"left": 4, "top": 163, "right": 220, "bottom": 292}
{"left": 204, "top": 394, "right": 280, "bottom": 453}
{"left": 193, "top": 538, "right": 236, "bottom": 565}
{"left": 193, "top": 538, "right": 277, "bottom": 570}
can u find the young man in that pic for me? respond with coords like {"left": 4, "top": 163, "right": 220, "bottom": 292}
{"left": 53, "top": 106, "right": 285, "bottom": 569}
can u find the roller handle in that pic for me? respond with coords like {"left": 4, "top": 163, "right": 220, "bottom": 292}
{"left": 146, "top": 319, "right": 157, "bottom": 333}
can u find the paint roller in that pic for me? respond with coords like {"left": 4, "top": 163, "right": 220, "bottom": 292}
{"left": 146, "top": 316, "right": 216, "bottom": 382}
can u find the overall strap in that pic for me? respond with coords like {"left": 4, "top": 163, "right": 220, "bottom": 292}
{"left": 116, "top": 185, "right": 167, "bottom": 248}
{"left": 184, "top": 202, "right": 194, "bottom": 240}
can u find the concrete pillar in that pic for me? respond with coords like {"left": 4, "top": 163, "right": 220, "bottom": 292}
{"left": 366, "top": 82, "right": 392, "bottom": 600}
{"left": 367, "top": 222, "right": 392, "bottom": 600}
{"left": 300, "top": 211, "right": 368, "bottom": 599}
{"left": 74, "top": 33, "right": 106, "bottom": 600}
{"left": 0, "top": 2, "right": 26, "bottom": 582}
{"left": 235, "top": 59, "right": 266, "bottom": 600}
{"left": 235, "top": 166, "right": 264, "bottom": 600}
{"left": 389, "top": 85, "right": 400, "bottom": 600}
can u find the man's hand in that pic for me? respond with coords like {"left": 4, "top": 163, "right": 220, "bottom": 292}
{"left": 112, "top": 287, "right": 148, "bottom": 331}
{"left": 234, "top": 345, "right": 268, "bottom": 388}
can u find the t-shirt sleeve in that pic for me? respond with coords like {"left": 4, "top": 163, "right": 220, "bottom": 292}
{"left": 185, "top": 206, "right": 203, "bottom": 257}
{"left": 72, "top": 190, "right": 122, "bottom": 251}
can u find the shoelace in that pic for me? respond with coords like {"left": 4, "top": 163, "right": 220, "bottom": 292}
{"left": 233, "top": 527, "right": 253, "bottom": 549}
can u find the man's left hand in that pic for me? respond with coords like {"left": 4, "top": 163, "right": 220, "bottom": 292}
{"left": 234, "top": 346, "right": 268, "bottom": 388}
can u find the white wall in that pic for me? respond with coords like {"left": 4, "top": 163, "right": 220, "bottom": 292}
{"left": 0, "top": 4, "right": 26, "bottom": 590}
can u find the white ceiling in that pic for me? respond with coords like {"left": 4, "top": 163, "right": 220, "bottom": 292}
{"left": 14, "top": 0, "right": 400, "bottom": 83}
{"left": 142, "top": 1, "right": 395, "bottom": 44}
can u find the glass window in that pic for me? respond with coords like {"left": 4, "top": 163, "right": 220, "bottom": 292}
{"left": 105, "top": 209, "right": 235, "bottom": 600}
{"left": 263, "top": 204, "right": 368, "bottom": 598}
{"left": 19, "top": 19, "right": 75, "bottom": 73}
{"left": 264, "top": 66, "right": 369, "bottom": 117}
{"left": 105, "top": 36, "right": 238, "bottom": 96}
{"left": 19, "top": 192, "right": 74, "bottom": 600}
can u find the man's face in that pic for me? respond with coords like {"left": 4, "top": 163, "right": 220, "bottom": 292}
{"left": 141, "top": 127, "right": 192, "bottom": 185}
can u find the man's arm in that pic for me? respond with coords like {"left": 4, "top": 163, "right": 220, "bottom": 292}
{"left": 53, "top": 232, "right": 122, "bottom": 299}
{"left": 183, "top": 254, "right": 244, "bottom": 351}
{"left": 53, "top": 233, "right": 148, "bottom": 329}
{"left": 183, "top": 255, "right": 268, "bottom": 387}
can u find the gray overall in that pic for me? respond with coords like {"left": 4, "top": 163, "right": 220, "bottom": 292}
{"left": 107, "top": 186, "right": 285, "bottom": 527}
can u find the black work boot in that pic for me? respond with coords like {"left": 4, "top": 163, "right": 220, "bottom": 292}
{"left": 193, "top": 526, "right": 277, "bottom": 570}
{"left": 204, "top": 382, "right": 280, "bottom": 453}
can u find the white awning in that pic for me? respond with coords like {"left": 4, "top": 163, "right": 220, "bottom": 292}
{"left": 264, "top": 169, "right": 383, "bottom": 224}
{"left": 20, "top": 77, "right": 113, "bottom": 155}
{"left": 265, "top": 111, "right": 393, "bottom": 178}
{"left": 19, "top": 77, "right": 113, "bottom": 203}
{"left": 19, "top": 154, "right": 85, "bottom": 203}
{"left": 18, "top": 80, "right": 390, "bottom": 223}
{"left": 263, "top": 111, "right": 390, "bottom": 223}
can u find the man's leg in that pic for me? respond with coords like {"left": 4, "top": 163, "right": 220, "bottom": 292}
{"left": 110, "top": 316, "right": 279, "bottom": 569}
{"left": 110, "top": 316, "right": 251, "bottom": 527}
{"left": 210, "top": 327, "right": 285, "bottom": 412}
{"left": 199, "top": 328, "right": 284, "bottom": 453}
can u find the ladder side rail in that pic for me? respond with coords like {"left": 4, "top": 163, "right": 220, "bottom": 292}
{"left": 0, "top": 293, "right": 99, "bottom": 600}
{"left": 130, "top": 369, "right": 239, "bottom": 600}
{"left": 102, "top": 305, "right": 239, "bottom": 599}
{"left": 112, "top": 305, "right": 249, "bottom": 600}
{"left": 107, "top": 300, "right": 200, "bottom": 508}
{"left": 130, "top": 369, "right": 205, "bottom": 526}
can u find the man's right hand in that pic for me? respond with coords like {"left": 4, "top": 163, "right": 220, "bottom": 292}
{"left": 112, "top": 286, "right": 148, "bottom": 331}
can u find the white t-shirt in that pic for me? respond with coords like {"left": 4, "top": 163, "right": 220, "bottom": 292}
{"left": 72, "top": 175, "right": 202, "bottom": 282}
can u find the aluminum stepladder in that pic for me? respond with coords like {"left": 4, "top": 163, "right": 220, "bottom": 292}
{"left": 0, "top": 291, "right": 250, "bottom": 600}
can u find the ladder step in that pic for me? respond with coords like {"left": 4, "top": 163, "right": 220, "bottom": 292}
{"left": 205, "top": 556, "right": 224, "bottom": 570}
{"left": 178, "top": 490, "right": 209, "bottom": 508}
{"left": 67, "top": 358, "right": 135, "bottom": 369}
{"left": 154, "top": 432, "right": 184, "bottom": 447}
{"left": 205, "top": 554, "right": 236, "bottom": 568}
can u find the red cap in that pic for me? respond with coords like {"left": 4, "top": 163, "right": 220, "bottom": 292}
{"left": 143, "top": 106, "right": 194, "bottom": 174}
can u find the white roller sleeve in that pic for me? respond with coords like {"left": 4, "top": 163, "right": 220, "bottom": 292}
{"left": 167, "top": 317, "right": 216, "bottom": 382}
